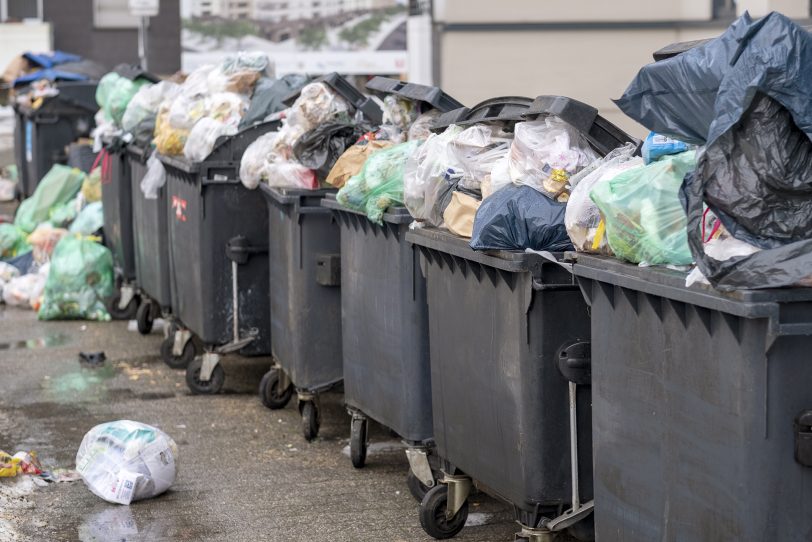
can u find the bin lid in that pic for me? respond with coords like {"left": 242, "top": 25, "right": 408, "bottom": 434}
{"left": 364, "top": 76, "right": 464, "bottom": 113}
{"left": 431, "top": 96, "right": 534, "bottom": 131}
{"left": 652, "top": 24, "right": 812, "bottom": 60}
{"left": 523, "top": 95, "right": 641, "bottom": 156}
{"left": 321, "top": 193, "right": 414, "bottom": 224}
{"left": 259, "top": 184, "right": 335, "bottom": 207}
{"left": 282, "top": 72, "right": 383, "bottom": 124}
{"left": 113, "top": 63, "right": 160, "bottom": 84}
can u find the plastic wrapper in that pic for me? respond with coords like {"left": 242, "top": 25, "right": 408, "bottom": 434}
{"left": 70, "top": 201, "right": 105, "bottom": 235}
{"left": 0, "top": 261, "right": 20, "bottom": 282}
{"left": 183, "top": 117, "right": 238, "bottom": 162}
{"left": 403, "top": 125, "right": 464, "bottom": 223}
{"left": 470, "top": 184, "right": 572, "bottom": 252}
{"left": 408, "top": 110, "right": 440, "bottom": 141}
{"left": 641, "top": 132, "right": 691, "bottom": 164}
{"left": 326, "top": 140, "right": 392, "bottom": 189}
{"left": 15, "top": 165, "right": 86, "bottom": 234}
{"left": 3, "top": 273, "right": 46, "bottom": 308}
{"left": 565, "top": 143, "right": 643, "bottom": 254}
{"left": 0, "top": 223, "right": 32, "bottom": 258}
{"left": 590, "top": 150, "right": 696, "bottom": 266}
{"left": 28, "top": 224, "right": 68, "bottom": 264}
{"left": 240, "top": 74, "right": 308, "bottom": 128}
{"left": 122, "top": 81, "right": 181, "bottom": 133}
{"left": 264, "top": 161, "right": 318, "bottom": 190}
{"left": 292, "top": 122, "right": 370, "bottom": 180}
{"left": 239, "top": 132, "right": 278, "bottom": 190}
{"left": 508, "top": 118, "right": 599, "bottom": 202}
{"left": 38, "top": 236, "right": 114, "bottom": 321}
{"left": 96, "top": 72, "right": 151, "bottom": 127}
{"left": 75, "top": 420, "right": 178, "bottom": 505}
{"left": 336, "top": 140, "right": 422, "bottom": 224}
{"left": 141, "top": 154, "right": 166, "bottom": 199}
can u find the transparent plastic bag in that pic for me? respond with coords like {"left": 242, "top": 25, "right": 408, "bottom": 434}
{"left": 0, "top": 261, "right": 20, "bottom": 282}
{"left": 122, "top": 81, "right": 181, "bottom": 133}
{"left": 69, "top": 201, "right": 105, "bottom": 236}
{"left": 509, "top": 118, "right": 599, "bottom": 202}
{"left": 287, "top": 82, "right": 351, "bottom": 133}
{"left": 183, "top": 117, "right": 238, "bottom": 162}
{"left": 206, "top": 92, "right": 249, "bottom": 129}
{"left": 408, "top": 110, "right": 440, "bottom": 141}
{"left": 154, "top": 106, "right": 189, "bottom": 156}
{"left": 221, "top": 51, "right": 272, "bottom": 76}
{"left": 264, "top": 161, "right": 318, "bottom": 190}
{"left": 28, "top": 224, "right": 69, "bottom": 264}
{"left": 381, "top": 95, "right": 418, "bottom": 133}
{"left": 168, "top": 93, "right": 209, "bottom": 130}
{"left": 141, "top": 154, "right": 166, "bottom": 199}
{"left": 3, "top": 273, "right": 46, "bottom": 308}
{"left": 326, "top": 141, "right": 392, "bottom": 189}
{"left": 565, "top": 143, "right": 643, "bottom": 254}
{"left": 447, "top": 125, "right": 511, "bottom": 191}
{"left": 15, "top": 165, "right": 86, "bottom": 234}
{"left": 239, "top": 131, "right": 278, "bottom": 190}
{"left": 95, "top": 73, "right": 151, "bottom": 127}
{"left": 75, "top": 420, "right": 178, "bottom": 505}
{"left": 590, "top": 150, "right": 697, "bottom": 266}
{"left": 0, "top": 223, "right": 32, "bottom": 258}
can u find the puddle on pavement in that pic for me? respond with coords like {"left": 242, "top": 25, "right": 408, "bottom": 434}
{"left": 44, "top": 363, "right": 118, "bottom": 403}
{"left": 0, "top": 332, "right": 71, "bottom": 351}
{"left": 77, "top": 504, "right": 212, "bottom": 541}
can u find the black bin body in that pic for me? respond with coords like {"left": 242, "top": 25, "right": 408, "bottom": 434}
{"left": 324, "top": 198, "right": 432, "bottom": 443}
{"left": 159, "top": 122, "right": 277, "bottom": 353}
{"left": 572, "top": 254, "right": 812, "bottom": 542}
{"left": 129, "top": 146, "right": 171, "bottom": 309}
{"left": 407, "top": 228, "right": 592, "bottom": 521}
{"left": 13, "top": 82, "right": 98, "bottom": 198}
{"left": 261, "top": 185, "right": 342, "bottom": 392}
{"left": 101, "top": 137, "right": 136, "bottom": 281}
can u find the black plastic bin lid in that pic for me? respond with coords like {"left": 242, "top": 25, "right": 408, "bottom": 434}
{"left": 282, "top": 72, "right": 383, "bottom": 124}
{"left": 652, "top": 24, "right": 812, "bottom": 61}
{"left": 431, "top": 96, "right": 534, "bottom": 131}
{"left": 523, "top": 95, "right": 641, "bottom": 156}
{"left": 364, "top": 76, "right": 464, "bottom": 113}
{"left": 113, "top": 63, "right": 160, "bottom": 83}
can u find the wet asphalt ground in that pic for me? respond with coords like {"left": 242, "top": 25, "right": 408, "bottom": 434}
{"left": 0, "top": 306, "right": 523, "bottom": 542}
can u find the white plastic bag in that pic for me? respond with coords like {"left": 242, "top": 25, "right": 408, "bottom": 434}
{"left": 183, "top": 117, "right": 238, "bottom": 162}
{"left": 141, "top": 154, "right": 166, "bottom": 199}
{"left": 565, "top": 143, "right": 643, "bottom": 254}
{"left": 408, "top": 110, "right": 440, "bottom": 142}
{"left": 447, "top": 125, "right": 511, "bottom": 191}
{"left": 122, "top": 81, "right": 181, "bottom": 133}
{"left": 287, "top": 82, "right": 351, "bottom": 134}
{"left": 239, "top": 131, "right": 278, "bottom": 189}
{"left": 0, "top": 261, "right": 20, "bottom": 282}
{"left": 3, "top": 273, "right": 46, "bottom": 307}
{"left": 75, "top": 420, "right": 178, "bottom": 505}
{"left": 509, "top": 117, "right": 599, "bottom": 202}
{"left": 265, "top": 161, "right": 317, "bottom": 190}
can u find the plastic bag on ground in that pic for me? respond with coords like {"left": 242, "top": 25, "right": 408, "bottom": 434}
{"left": 264, "top": 161, "right": 318, "bottom": 190}
{"left": 75, "top": 420, "right": 178, "bottom": 505}
{"left": 470, "top": 184, "right": 572, "bottom": 251}
{"left": 140, "top": 155, "right": 166, "bottom": 199}
{"left": 3, "top": 273, "right": 46, "bottom": 308}
{"left": 565, "top": 143, "right": 643, "bottom": 254}
{"left": 0, "top": 261, "right": 20, "bottom": 282}
{"left": 292, "top": 122, "right": 370, "bottom": 181}
{"left": 240, "top": 74, "right": 308, "bottom": 128}
{"left": 508, "top": 118, "right": 599, "bottom": 202}
{"left": 38, "top": 236, "right": 114, "bottom": 321}
{"left": 239, "top": 131, "right": 278, "bottom": 190}
{"left": 590, "top": 150, "right": 696, "bottom": 266}
{"left": 183, "top": 117, "right": 238, "bottom": 162}
{"left": 403, "top": 125, "right": 464, "bottom": 223}
{"left": 0, "top": 223, "right": 32, "bottom": 258}
{"left": 70, "top": 201, "right": 105, "bottom": 236}
{"left": 15, "top": 165, "right": 86, "bottom": 233}
{"left": 337, "top": 140, "right": 422, "bottom": 224}
{"left": 28, "top": 224, "right": 68, "bottom": 264}
{"left": 326, "top": 140, "right": 392, "bottom": 189}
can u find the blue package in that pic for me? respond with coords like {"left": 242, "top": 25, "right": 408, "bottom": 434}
{"left": 642, "top": 132, "right": 690, "bottom": 164}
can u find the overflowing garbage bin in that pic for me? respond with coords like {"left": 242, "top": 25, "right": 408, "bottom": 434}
{"left": 571, "top": 254, "right": 812, "bottom": 541}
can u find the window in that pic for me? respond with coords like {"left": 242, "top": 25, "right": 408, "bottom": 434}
{"left": 1, "top": 0, "right": 43, "bottom": 21}
{"left": 94, "top": 0, "right": 141, "bottom": 28}
{"left": 712, "top": 0, "right": 736, "bottom": 19}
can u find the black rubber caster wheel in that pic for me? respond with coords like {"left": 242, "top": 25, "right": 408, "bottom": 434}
{"left": 107, "top": 291, "right": 138, "bottom": 320}
{"left": 349, "top": 416, "right": 368, "bottom": 469}
{"left": 301, "top": 401, "right": 320, "bottom": 441}
{"left": 160, "top": 333, "right": 196, "bottom": 369}
{"left": 135, "top": 301, "right": 154, "bottom": 335}
{"left": 407, "top": 470, "right": 432, "bottom": 502}
{"left": 419, "top": 485, "right": 469, "bottom": 540}
{"left": 185, "top": 358, "right": 225, "bottom": 395}
{"left": 259, "top": 368, "right": 293, "bottom": 410}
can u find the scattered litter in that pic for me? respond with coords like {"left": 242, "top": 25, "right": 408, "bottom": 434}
{"left": 0, "top": 450, "right": 79, "bottom": 483}
{"left": 79, "top": 351, "right": 106, "bottom": 367}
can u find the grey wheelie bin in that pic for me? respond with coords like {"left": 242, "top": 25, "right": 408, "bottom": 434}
{"left": 571, "top": 254, "right": 812, "bottom": 542}
{"left": 322, "top": 77, "right": 463, "bottom": 490}
{"left": 259, "top": 186, "right": 342, "bottom": 441}
{"left": 158, "top": 120, "right": 279, "bottom": 393}
{"left": 129, "top": 144, "right": 172, "bottom": 338}
{"left": 405, "top": 95, "right": 640, "bottom": 540}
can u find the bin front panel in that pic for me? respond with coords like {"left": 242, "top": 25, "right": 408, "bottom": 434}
{"left": 101, "top": 147, "right": 136, "bottom": 280}
{"left": 582, "top": 276, "right": 812, "bottom": 542}
{"left": 13, "top": 112, "right": 27, "bottom": 195}
{"left": 26, "top": 118, "right": 77, "bottom": 197}
{"left": 338, "top": 212, "right": 432, "bottom": 443}
{"left": 268, "top": 199, "right": 342, "bottom": 391}
{"left": 420, "top": 248, "right": 592, "bottom": 512}
{"left": 166, "top": 170, "right": 270, "bottom": 353}
{"left": 130, "top": 153, "right": 171, "bottom": 308}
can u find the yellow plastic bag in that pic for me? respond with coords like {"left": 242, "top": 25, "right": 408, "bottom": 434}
{"left": 82, "top": 167, "right": 102, "bottom": 202}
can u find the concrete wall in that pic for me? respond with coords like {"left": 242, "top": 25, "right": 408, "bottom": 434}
{"left": 43, "top": 0, "right": 181, "bottom": 76}
{"left": 0, "top": 22, "right": 52, "bottom": 76}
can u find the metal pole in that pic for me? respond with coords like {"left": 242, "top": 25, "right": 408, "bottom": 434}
{"left": 138, "top": 16, "right": 149, "bottom": 70}
{"left": 569, "top": 381, "right": 580, "bottom": 509}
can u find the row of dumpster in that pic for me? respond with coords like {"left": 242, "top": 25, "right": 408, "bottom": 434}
{"left": 11, "top": 18, "right": 812, "bottom": 542}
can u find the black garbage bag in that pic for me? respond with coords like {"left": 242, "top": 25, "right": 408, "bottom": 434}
{"left": 240, "top": 74, "right": 309, "bottom": 128}
{"left": 681, "top": 94, "right": 812, "bottom": 290}
{"left": 293, "top": 122, "right": 371, "bottom": 180}
{"left": 615, "top": 12, "right": 812, "bottom": 145}
{"left": 470, "top": 185, "right": 572, "bottom": 252}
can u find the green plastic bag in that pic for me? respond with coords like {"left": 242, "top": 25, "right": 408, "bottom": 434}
{"left": 38, "top": 235, "right": 114, "bottom": 321}
{"left": 49, "top": 197, "right": 80, "bottom": 228}
{"left": 0, "top": 223, "right": 31, "bottom": 258}
{"left": 15, "top": 165, "right": 86, "bottom": 233}
{"left": 96, "top": 72, "right": 151, "bottom": 127}
{"left": 336, "top": 140, "right": 422, "bottom": 225}
{"left": 69, "top": 202, "right": 104, "bottom": 235}
{"left": 590, "top": 150, "right": 696, "bottom": 266}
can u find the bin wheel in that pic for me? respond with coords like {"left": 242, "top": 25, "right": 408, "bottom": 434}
{"left": 135, "top": 302, "right": 154, "bottom": 335}
{"left": 185, "top": 358, "right": 225, "bottom": 395}
{"left": 419, "top": 485, "right": 469, "bottom": 540}
{"left": 259, "top": 369, "right": 293, "bottom": 410}
{"left": 160, "top": 334, "right": 196, "bottom": 369}
{"left": 107, "top": 292, "right": 138, "bottom": 320}
{"left": 407, "top": 470, "right": 431, "bottom": 502}
{"left": 301, "top": 401, "right": 320, "bottom": 441}
{"left": 349, "top": 417, "right": 368, "bottom": 469}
